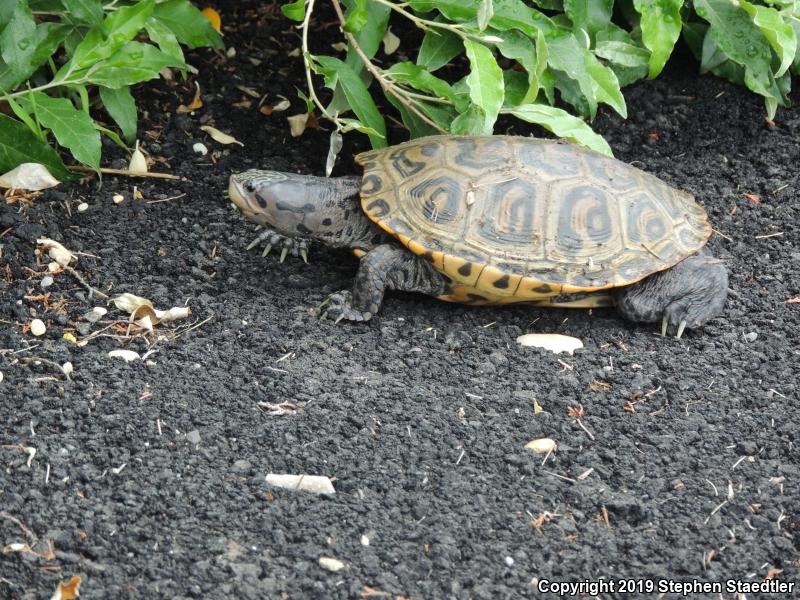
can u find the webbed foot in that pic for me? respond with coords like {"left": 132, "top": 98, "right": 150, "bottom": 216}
{"left": 318, "top": 291, "right": 373, "bottom": 323}
{"left": 247, "top": 227, "right": 309, "bottom": 263}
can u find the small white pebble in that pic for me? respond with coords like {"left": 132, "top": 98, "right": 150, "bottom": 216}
{"left": 0, "top": 372, "right": 4, "bottom": 383}
{"left": 360, "top": 534, "right": 370, "bottom": 546}
{"left": 47, "top": 262, "right": 61, "bottom": 272}
{"left": 30, "top": 319, "right": 46, "bottom": 336}
{"left": 40, "top": 276, "right": 54, "bottom": 289}
{"left": 318, "top": 557, "right": 345, "bottom": 572}
{"left": 93, "top": 306, "right": 108, "bottom": 317}
{"left": 524, "top": 437, "right": 557, "bottom": 454}
{"left": 226, "top": 46, "right": 236, "bottom": 58}
{"left": 504, "top": 556, "right": 514, "bottom": 567}
{"left": 77, "top": 202, "right": 89, "bottom": 212}
{"left": 112, "top": 194, "right": 124, "bottom": 204}
{"left": 62, "top": 362, "right": 73, "bottom": 376}
{"left": 193, "top": 142, "right": 208, "bottom": 156}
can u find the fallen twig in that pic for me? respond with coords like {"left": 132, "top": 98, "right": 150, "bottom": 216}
{"left": 68, "top": 165, "right": 184, "bottom": 181}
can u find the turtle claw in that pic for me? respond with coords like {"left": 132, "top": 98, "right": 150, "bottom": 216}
{"left": 245, "top": 227, "right": 309, "bottom": 264}
{"left": 318, "top": 290, "right": 372, "bottom": 323}
{"left": 661, "top": 316, "right": 668, "bottom": 337}
{"left": 676, "top": 320, "right": 687, "bottom": 339}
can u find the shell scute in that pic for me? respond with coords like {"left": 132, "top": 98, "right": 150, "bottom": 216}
{"left": 356, "top": 135, "right": 712, "bottom": 295}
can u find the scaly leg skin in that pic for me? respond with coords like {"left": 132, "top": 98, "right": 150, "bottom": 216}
{"left": 319, "top": 244, "right": 447, "bottom": 323}
{"left": 246, "top": 227, "right": 309, "bottom": 263}
{"left": 614, "top": 249, "right": 728, "bottom": 338}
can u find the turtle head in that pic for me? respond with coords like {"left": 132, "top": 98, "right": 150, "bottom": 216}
{"left": 229, "top": 169, "right": 384, "bottom": 250}
{"left": 228, "top": 169, "right": 321, "bottom": 238}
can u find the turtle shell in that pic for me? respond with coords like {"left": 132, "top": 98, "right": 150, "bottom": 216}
{"left": 356, "top": 135, "right": 711, "bottom": 302}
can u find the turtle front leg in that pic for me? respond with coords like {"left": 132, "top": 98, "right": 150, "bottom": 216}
{"left": 246, "top": 227, "right": 309, "bottom": 263}
{"left": 319, "top": 244, "right": 447, "bottom": 323}
{"left": 614, "top": 249, "right": 728, "bottom": 338}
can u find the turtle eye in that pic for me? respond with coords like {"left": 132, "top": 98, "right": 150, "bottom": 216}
{"left": 244, "top": 182, "right": 255, "bottom": 193}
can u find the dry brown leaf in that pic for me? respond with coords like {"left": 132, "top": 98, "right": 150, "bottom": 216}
{"left": 382, "top": 28, "right": 400, "bottom": 55}
{"left": 524, "top": 438, "right": 556, "bottom": 454}
{"left": 51, "top": 575, "right": 81, "bottom": 600}
{"left": 201, "top": 7, "right": 221, "bottom": 32}
{"left": 200, "top": 125, "right": 244, "bottom": 146}
{"left": 177, "top": 82, "right": 203, "bottom": 113}
{"left": 287, "top": 113, "right": 310, "bottom": 137}
{"left": 743, "top": 193, "right": 761, "bottom": 204}
{"left": 0, "top": 163, "right": 60, "bottom": 191}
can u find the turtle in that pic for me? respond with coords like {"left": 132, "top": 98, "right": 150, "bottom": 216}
{"left": 228, "top": 135, "right": 727, "bottom": 337}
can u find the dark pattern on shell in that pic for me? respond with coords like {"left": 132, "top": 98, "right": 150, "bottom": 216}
{"left": 625, "top": 193, "right": 669, "bottom": 245}
{"left": 356, "top": 135, "right": 712, "bottom": 290}
{"left": 388, "top": 147, "right": 427, "bottom": 178}
{"left": 583, "top": 152, "right": 638, "bottom": 193}
{"left": 408, "top": 175, "right": 462, "bottom": 225}
{"left": 478, "top": 178, "right": 540, "bottom": 245}
{"left": 453, "top": 137, "right": 510, "bottom": 170}
{"left": 361, "top": 173, "right": 383, "bottom": 196}
{"left": 555, "top": 185, "right": 614, "bottom": 253}
{"left": 518, "top": 140, "right": 580, "bottom": 178}
{"left": 366, "top": 198, "right": 391, "bottom": 218}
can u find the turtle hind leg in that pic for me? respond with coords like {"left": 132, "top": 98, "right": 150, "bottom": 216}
{"left": 614, "top": 250, "right": 728, "bottom": 337}
{"left": 319, "top": 244, "right": 446, "bottom": 322}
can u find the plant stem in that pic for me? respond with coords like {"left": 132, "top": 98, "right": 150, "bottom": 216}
{"left": 370, "top": 0, "right": 480, "bottom": 41}
{"left": 328, "top": 0, "right": 447, "bottom": 134}
{"left": 301, "top": 0, "right": 337, "bottom": 121}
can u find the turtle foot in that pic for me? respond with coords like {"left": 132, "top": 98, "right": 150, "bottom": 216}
{"left": 318, "top": 291, "right": 372, "bottom": 323}
{"left": 614, "top": 250, "right": 728, "bottom": 338}
{"left": 247, "top": 227, "right": 309, "bottom": 263}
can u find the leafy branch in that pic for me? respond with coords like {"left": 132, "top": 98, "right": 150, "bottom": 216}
{"left": 284, "top": 0, "right": 800, "bottom": 159}
{"left": 0, "top": 0, "right": 223, "bottom": 179}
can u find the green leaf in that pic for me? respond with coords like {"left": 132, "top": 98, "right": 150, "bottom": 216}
{"left": 0, "top": 114, "right": 74, "bottom": 180}
{"left": 145, "top": 17, "right": 185, "bottom": 63}
{"left": 0, "top": 22, "right": 70, "bottom": 91}
{"left": 595, "top": 25, "right": 649, "bottom": 87}
{"left": 99, "top": 85, "right": 137, "bottom": 143}
{"left": 594, "top": 40, "right": 650, "bottom": 68}
{"left": 507, "top": 103, "right": 612, "bottom": 156}
{"left": 494, "top": 30, "right": 537, "bottom": 89}
{"left": 450, "top": 105, "right": 487, "bottom": 135}
{"left": 585, "top": 56, "right": 626, "bottom": 118}
{"left": 61, "top": 0, "right": 104, "bottom": 28}
{"left": 281, "top": 0, "right": 305, "bottom": 21}
{"left": 386, "top": 62, "right": 460, "bottom": 107}
{"left": 464, "top": 39, "right": 504, "bottom": 134}
{"left": 564, "top": 0, "right": 612, "bottom": 39}
{"left": 418, "top": 28, "right": 462, "bottom": 71}
{"left": 406, "top": 0, "right": 479, "bottom": 22}
{"left": 151, "top": 0, "right": 223, "bottom": 50}
{"left": 93, "top": 122, "right": 127, "bottom": 149}
{"left": 739, "top": 0, "right": 796, "bottom": 78}
{"left": 344, "top": 0, "right": 368, "bottom": 33}
{"left": 21, "top": 92, "right": 100, "bottom": 169}
{"left": 0, "top": 1, "right": 37, "bottom": 79}
{"left": 86, "top": 42, "right": 183, "bottom": 88}
{"left": 4, "top": 94, "right": 44, "bottom": 141}
{"left": 634, "top": 0, "right": 682, "bottom": 78}
{"left": 386, "top": 93, "right": 441, "bottom": 138}
{"left": 490, "top": 0, "right": 555, "bottom": 36}
{"left": 545, "top": 30, "right": 597, "bottom": 118}
{"left": 313, "top": 55, "right": 387, "bottom": 148}
{"left": 477, "top": 0, "right": 494, "bottom": 32}
{"left": 66, "top": 0, "right": 155, "bottom": 72}
{"left": 345, "top": 0, "right": 389, "bottom": 70}
{"left": 694, "top": 0, "right": 775, "bottom": 100}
